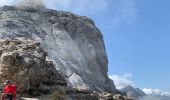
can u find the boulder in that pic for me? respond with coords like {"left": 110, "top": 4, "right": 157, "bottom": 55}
{"left": 0, "top": 39, "right": 66, "bottom": 93}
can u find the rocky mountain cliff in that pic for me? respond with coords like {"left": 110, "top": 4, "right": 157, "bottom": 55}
{"left": 0, "top": 5, "right": 115, "bottom": 93}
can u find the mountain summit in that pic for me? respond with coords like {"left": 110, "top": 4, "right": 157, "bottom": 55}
{"left": 120, "top": 85, "right": 146, "bottom": 99}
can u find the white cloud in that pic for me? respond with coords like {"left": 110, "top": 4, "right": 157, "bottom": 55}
{"left": 138, "top": 96, "right": 166, "bottom": 100}
{"left": 0, "top": 0, "right": 16, "bottom": 6}
{"left": 142, "top": 88, "right": 170, "bottom": 96}
{"left": 43, "top": 0, "right": 137, "bottom": 25}
{"left": 43, "top": 0, "right": 109, "bottom": 15}
{"left": 123, "top": 72, "right": 132, "bottom": 78}
{"left": 109, "top": 73, "right": 133, "bottom": 89}
{"left": 0, "top": 0, "right": 110, "bottom": 15}
{"left": 0, "top": 0, "right": 137, "bottom": 27}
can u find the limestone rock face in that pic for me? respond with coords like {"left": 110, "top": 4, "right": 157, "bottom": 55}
{"left": 0, "top": 39, "right": 66, "bottom": 93}
{"left": 0, "top": 6, "right": 115, "bottom": 92}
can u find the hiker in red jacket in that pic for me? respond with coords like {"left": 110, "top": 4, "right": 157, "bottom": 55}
{"left": 1, "top": 80, "right": 16, "bottom": 100}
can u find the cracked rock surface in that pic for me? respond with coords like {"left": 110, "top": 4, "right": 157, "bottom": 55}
{"left": 0, "top": 39, "right": 66, "bottom": 93}
{"left": 0, "top": 6, "right": 115, "bottom": 92}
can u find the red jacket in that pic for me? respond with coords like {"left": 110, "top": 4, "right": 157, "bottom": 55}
{"left": 3, "top": 84, "right": 16, "bottom": 99}
{"left": 3, "top": 84, "right": 16, "bottom": 94}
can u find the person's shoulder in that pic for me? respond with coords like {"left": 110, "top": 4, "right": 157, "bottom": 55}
{"left": 4, "top": 85, "right": 9, "bottom": 88}
{"left": 12, "top": 84, "right": 16, "bottom": 87}
{"left": 3, "top": 85, "right": 9, "bottom": 90}
{"left": 12, "top": 84, "right": 16, "bottom": 86}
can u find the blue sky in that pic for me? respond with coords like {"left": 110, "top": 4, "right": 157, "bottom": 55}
{"left": 108, "top": 0, "right": 170, "bottom": 93}
{"left": 0, "top": 0, "right": 170, "bottom": 95}
{"left": 107, "top": 0, "right": 170, "bottom": 92}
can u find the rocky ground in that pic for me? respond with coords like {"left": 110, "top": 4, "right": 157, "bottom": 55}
{"left": 19, "top": 91, "right": 134, "bottom": 100}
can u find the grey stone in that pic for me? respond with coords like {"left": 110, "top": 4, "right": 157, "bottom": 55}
{"left": 0, "top": 5, "right": 115, "bottom": 92}
{"left": 0, "top": 39, "right": 67, "bottom": 93}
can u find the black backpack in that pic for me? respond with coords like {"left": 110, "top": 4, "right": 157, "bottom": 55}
{"left": 7, "top": 94, "right": 13, "bottom": 100}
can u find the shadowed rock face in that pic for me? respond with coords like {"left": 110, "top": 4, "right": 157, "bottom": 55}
{"left": 0, "top": 6, "right": 115, "bottom": 92}
{"left": 0, "top": 39, "right": 67, "bottom": 93}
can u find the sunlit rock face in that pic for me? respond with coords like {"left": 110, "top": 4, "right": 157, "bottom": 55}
{"left": 0, "top": 5, "right": 115, "bottom": 92}
{"left": 0, "top": 39, "right": 67, "bottom": 93}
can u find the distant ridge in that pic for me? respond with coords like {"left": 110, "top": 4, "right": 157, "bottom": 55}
{"left": 120, "top": 85, "right": 146, "bottom": 99}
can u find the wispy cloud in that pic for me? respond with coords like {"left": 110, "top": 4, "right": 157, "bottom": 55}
{"left": 111, "top": 0, "right": 137, "bottom": 27}
{"left": 0, "top": 0, "right": 110, "bottom": 15}
{"left": 44, "top": 0, "right": 137, "bottom": 25}
{"left": 43, "top": 0, "right": 110, "bottom": 15}
{"left": 0, "top": 0, "right": 137, "bottom": 27}
{"left": 109, "top": 73, "right": 133, "bottom": 89}
{"left": 0, "top": 0, "right": 17, "bottom": 6}
{"left": 142, "top": 88, "right": 170, "bottom": 96}
{"left": 138, "top": 95, "right": 169, "bottom": 100}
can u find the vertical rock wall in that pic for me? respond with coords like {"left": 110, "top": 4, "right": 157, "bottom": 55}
{"left": 0, "top": 6, "right": 115, "bottom": 92}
